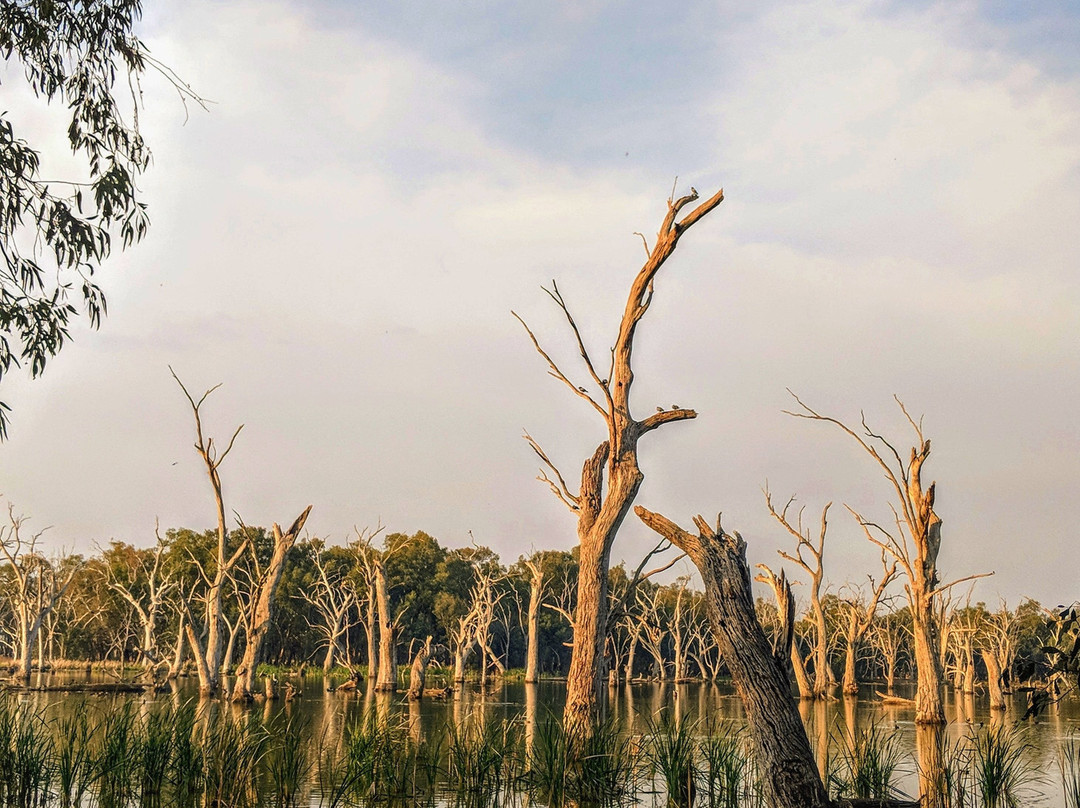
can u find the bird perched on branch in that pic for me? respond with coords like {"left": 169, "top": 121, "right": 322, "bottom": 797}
{"left": 656, "top": 406, "right": 664, "bottom": 413}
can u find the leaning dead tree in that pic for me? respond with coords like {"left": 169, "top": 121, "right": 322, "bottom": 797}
{"left": 786, "top": 393, "right": 992, "bottom": 725}
{"left": 0, "top": 504, "right": 80, "bottom": 680}
{"left": 230, "top": 509, "right": 312, "bottom": 702}
{"left": 515, "top": 186, "right": 724, "bottom": 735}
{"left": 765, "top": 489, "right": 833, "bottom": 699}
{"left": 635, "top": 506, "right": 830, "bottom": 808}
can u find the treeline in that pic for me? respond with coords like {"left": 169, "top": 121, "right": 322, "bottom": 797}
{"left": 0, "top": 510, "right": 1058, "bottom": 697}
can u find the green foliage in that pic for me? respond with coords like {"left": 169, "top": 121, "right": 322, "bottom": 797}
{"left": 0, "top": 0, "right": 169, "bottom": 435}
{"left": 969, "top": 726, "right": 1037, "bottom": 808}
{"left": 645, "top": 712, "right": 698, "bottom": 808}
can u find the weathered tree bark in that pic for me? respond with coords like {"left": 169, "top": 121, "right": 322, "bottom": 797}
{"left": 231, "top": 507, "right": 312, "bottom": 702}
{"left": 982, "top": 648, "right": 1006, "bottom": 710}
{"left": 636, "top": 506, "right": 830, "bottom": 808}
{"left": 407, "top": 636, "right": 433, "bottom": 700}
{"left": 516, "top": 187, "right": 724, "bottom": 738}
{"left": 524, "top": 555, "right": 544, "bottom": 684}
{"left": 373, "top": 558, "right": 397, "bottom": 692}
{"left": 786, "top": 395, "right": 992, "bottom": 726}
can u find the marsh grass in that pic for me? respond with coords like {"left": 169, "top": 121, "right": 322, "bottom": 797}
{"left": 200, "top": 710, "right": 268, "bottom": 808}
{"left": 445, "top": 717, "right": 520, "bottom": 808}
{"left": 644, "top": 712, "right": 697, "bottom": 808}
{"left": 698, "top": 721, "right": 753, "bottom": 808}
{"left": 9, "top": 712, "right": 53, "bottom": 808}
{"left": 1060, "top": 737, "right": 1080, "bottom": 808}
{"left": 53, "top": 702, "right": 94, "bottom": 808}
{"left": 93, "top": 702, "right": 138, "bottom": 808}
{"left": 266, "top": 713, "right": 313, "bottom": 808}
{"left": 522, "top": 716, "right": 642, "bottom": 808}
{"left": 969, "top": 726, "right": 1038, "bottom": 808}
{"left": 169, "top": 702, "right": 203, "bottom": 808}
{"left": 137, "top": 703, "right": 175, "bottom": 808}
{"left": 829, "top": 720, "right": 906, "bottom": 802}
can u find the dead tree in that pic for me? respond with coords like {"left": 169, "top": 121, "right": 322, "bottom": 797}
{"left": 756, "top": 564, "right": 812, "bottom": 699}
{"left": 837, "top": 556, "right": 897, "bottom": 696}
{"left": 300, "top": 541, "right": 360, "bottom": 687}
{"left": 786, "top": 394, "right": 992, "bottom": 725}
{"left": 522, "top": 553, "right": 545, "bottom": 684}
{"left": 635, "top": 506, "right": 830, "bottom": 808}
{"left": 105, "top": 527, "right": 176, "bottom": 677}
{"left": 406, "top": 635, "right": 433, "bottom": 700}
{"left": 171, "top": 369, "right": 252, "bottom": 696}
{"left": 515, "top": 186, "right": 724, "bottom": 736}
{"left": 765, "top": 489, "right": 833, "bottom": 699}
{"left": 230, "top": 508, "right": 312, "bottom": 702}
{"left": 0, "top": 505, "right": 80, "bottom": 680}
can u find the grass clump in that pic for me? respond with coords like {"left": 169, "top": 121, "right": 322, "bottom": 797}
{"left": 829, "top": 721, "right": 906, "bottom": 802}
{"left": 522, "top": 716, "right": 642, "bottom": 808}
{"left": 644, "top": 712, "right": 697, "bottom": 808}
{"left": 1061, "top": 737, "right": 1080, "bottom": 808}
{"left": 698, "top": 721, "right": 754, "bottom": 808}
{"left": 969, "top": 726, "right": 1037, "bottom": 808}
{"left": 445, "top": 717, "right": 518, "bottom": 808}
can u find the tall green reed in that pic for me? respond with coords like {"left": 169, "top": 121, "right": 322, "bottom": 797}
{"left": 445, "top": 716, "right": 519, "bottom": 808}
{"left": 9, "top": 711, "right": 54, "bottom": 808}
{"left": 200, "top": 710, "right": 268, "bottom": 808}
{"left": 698, "top": 721, "right": 752, "bottom": 808}
{"left": 969, "top": 726, "right": 1037, "bottom": 808}
{"left": 93, "top": 701, "right": 138, "bottom": 808}
{"left": 1060, "top": 737, "right": 1080, "bottom": 808}
{"left": 829, "top": 720, "right": 906, "bottom": 802}
{"left": 266, "top": 713, "right": 313, "bottom": 808}
{"left": 53, "top": 702, "right": 94, "bottom": 808}
{"left": 644, "top": 712, "right": 697, "bottom": 808}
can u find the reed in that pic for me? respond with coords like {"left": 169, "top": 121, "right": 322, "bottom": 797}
{"left": 644, "top": 712, "right": 698, "bottom": 808}
{"left": 53, "top": 701, "right": 94, "bottom": 808}
{"left": 266, "top": 713, "right": 313, "bottom": 808}
{"left": 522, "top": 716, "right": 642, "bottom": 808}
{"left": 93, "top": 701, "right": 138, "bottom": 808}
{"left": 444, "top": 716, "right": 519, "bottom": 808}
{"left": 1060, "top": 737, "right": 1080, "bottom": 808}
{"left": 698, "top": 722, "right": 751, "bottom": 808}
{"left": 168, "top": 702, "right": 203, "bottom": 808}
{"left": 969, "top": 726, "right": 1037, "bottom": 808}
{"left": 9, "top": 711, "right": 54, "bottom": 808}
{"left": 200, "top": 710, "right": 267, "bottom": 808}
{"left": 137, "top": 703, "right": 175, "bottom": 808}
{"left": 829, "top": 720, "right": 906, "bottom": 802}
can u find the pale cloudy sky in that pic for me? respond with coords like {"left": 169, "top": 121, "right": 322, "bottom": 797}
{"left": 2, "top": 0, "right": 1078, "bottom": 607}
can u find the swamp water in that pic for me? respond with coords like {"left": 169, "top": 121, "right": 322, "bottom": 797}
{"left": 3, "top": 675, "right": 1079, "bottom": 807}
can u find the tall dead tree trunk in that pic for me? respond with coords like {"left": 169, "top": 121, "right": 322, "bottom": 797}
{"left": 636, "top": 506, "right": 830, "bottom": 808}
{"left": 786, "top": 394, "right": 992, "bottom": 726}
{"left": 171, "top": 369, "right": 252, "bottom": 696}
{"left": 231, "top": 507, "right": 312, "bottom": 702}
{"left": 515, "top": 186, "right": 724, "bottom": 737}
{"left": 373, "top": 557, "right": 396, "bottom": 692}
{"left": 982, "top": 648, "right": 1006, "bottom": 710}
{"left": 523, "top": 555, "right": 544, "bottom": 684}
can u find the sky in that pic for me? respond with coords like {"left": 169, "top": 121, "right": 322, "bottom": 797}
{"left": 1, "top": 0, "right": 1078, "bottom": 609}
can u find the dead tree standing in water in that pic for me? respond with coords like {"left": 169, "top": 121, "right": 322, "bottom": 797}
{"left": 515, "top": 186, "right": 724, "bottom": 736}
{"left": 635, "top": 506, "right": 830, "bottom": 808}
{"left": 786, "top": 394, "right": 991, "bottom": 725}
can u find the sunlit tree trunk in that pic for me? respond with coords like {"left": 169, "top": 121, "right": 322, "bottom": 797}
{"left": 637, "top": 506, "right": 830, "bottom": 808}
{"left": 516, "top": 187, "right": 724, "bottom": 739}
